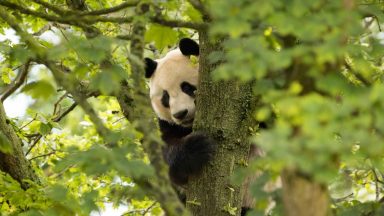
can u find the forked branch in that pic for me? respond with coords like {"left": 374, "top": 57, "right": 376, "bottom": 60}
{"left": 1, "top": 61, "right": 31, "bottom": 102}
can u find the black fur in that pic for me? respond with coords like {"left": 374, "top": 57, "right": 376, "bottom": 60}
{"left": 161, "top": 90, "right": 170, "bottom": 108}
{"left": 159, "top": 119, "right": 192, "bottom": 144}
{"left": 144, "top": 57, "right": 157, "bottom": 78}
{"left": 259, "top": 121, "right": 267, "bottom": 129}
{"left": 180, "top": 82, "right": 197, "bottom": 97}
{"left": 179, "top": 38, "right": 199, "bottom": 56}
{"left": 241, "top": 207, "right": 251, "bottom": 216}
{"left": 159, "top": 119, "right": 215, "bottom": 185}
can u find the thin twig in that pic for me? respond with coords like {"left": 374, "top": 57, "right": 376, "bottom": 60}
{"left": 343, "top": 62, "right": 370, "bottom": 86}
{"left": 19, "top": 114, "right": 38, "bottom": 130}
{"left": 25, "top": 134, "right": 43, "bottom": 156}
{"left": 116, "top": 34, "right": 132, "bottom": 40}
{"left": 142, "top": 202, "right": 157, "bottom": 216}
{"left": 112, "top": 116, "right": 125, "bottom": 124}
{"left": 373, "top": 15, "right": 382, "bottom": 32}
{"left": 24, "top": 133, "right": 40, "bottom": 138}
{"left": 52, "top": 102, "right": 77, "bottom": 122}
{"left": 27, "top": 91, "right": 97, "bottom": 153}
{"left": 53, "top": 92, "right": 69, "bottom": 116}
{"left": 32, "top": 24, "right": 51, "bottom": 36}
{"left": 28, "top": 151, "right": 56, "bottom": 161}
{"left": 333, "top": 193, "right": 354, "bottom": 203}
{"left": 48, "top": 164, "right": 75, "bottom": 178}
{"left": 121, "top": 202, "right": 157, "bottom": 216}
{"left": 372, "top": 168, "right": 380, "bottom": 201}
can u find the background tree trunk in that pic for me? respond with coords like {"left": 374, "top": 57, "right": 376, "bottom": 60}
{"left": 186, "top": 30, "right": 254, "bottom": 216}
{"left": 281, "top": 170, "right": 330, "bottom": 216}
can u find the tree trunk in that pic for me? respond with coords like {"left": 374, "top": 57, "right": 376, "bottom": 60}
{"left": 281, "top": 169, "right": 330, "bottom": 216}
{"left": 186, "top": 30, "right": 254, "bottom": 216}
{"left": 0, "top": 102, "right": 40, "bottom": 189}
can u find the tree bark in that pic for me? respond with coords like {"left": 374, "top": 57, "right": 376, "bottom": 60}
{"left": 186, "top": 30, "right": 254, "bottom": 215}
{"left": 0, "top": 102, "right": 40, "bottom": 189}
{"left": 281, "top": 170, "right": 330, "bottom": 216}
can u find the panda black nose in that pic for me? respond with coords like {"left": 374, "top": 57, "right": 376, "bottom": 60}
{"left": 173, "top": 109, "right": 188, "bottom": 120}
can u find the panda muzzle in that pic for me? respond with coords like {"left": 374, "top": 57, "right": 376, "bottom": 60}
{"left": 173, "top": 109, "right": 188, "bottom": 120}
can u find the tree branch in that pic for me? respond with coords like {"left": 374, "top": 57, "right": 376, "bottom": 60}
{"left": 28, "top": 151, "right": 56, "bottom": 161}
{"left": 77, "top": 0, "right": 139, "bottom": 16}
{"left": 1, "top": 61, "right": 31, "bottom": 102}
{"left": 1, "top": 0, "right": 204, "bottom": 31}
{"left": 1, "top": 5, "right": 188, "bottom": 214}
{"left": 0, "top": 2, "right": 91, "bottom": 35}
{"left": 0, "top": 1, "right": 81, "bottom": 26}
{"left": 32, "top": 0, "right": 69, "bottom": 15}
{"left": 116, "top": 34, "right": 132, "bottom": 40}
{"left": 25, "top": 134, "right": 43, "bottom": 156}
{"left": 43, "top": 61, "right": 114, "bottom": 143}
{"left": 151, "top": 16, "right": 207, "bottom": 30}
{"left": 26, "top": 90, "right": 98, "bottom": 156}
{"left": 52, "top": 102, "right": 77, "bottom": 122}
{"left": 4, "top": 0, "right": 136, "bottom": 24}
{"left": 32, "top": 24, "right": 52, "bottom": 36}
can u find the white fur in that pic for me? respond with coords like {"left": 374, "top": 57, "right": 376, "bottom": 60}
{"left": 149, "top": 49, "right": 198, "bottom": 127}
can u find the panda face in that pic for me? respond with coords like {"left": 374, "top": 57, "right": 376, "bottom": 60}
{"left": 148, "top": 49, "right": 198, "bottom": 127}
{"left": 145, "top": 38, "right": 200, "bottom": 127}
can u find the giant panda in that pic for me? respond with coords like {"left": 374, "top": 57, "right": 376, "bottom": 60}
{"left": 144, "top": 38, "right": 216, "bottom": 185}
{"left": 144, "top": 38, "right": 255, "bottom": 216}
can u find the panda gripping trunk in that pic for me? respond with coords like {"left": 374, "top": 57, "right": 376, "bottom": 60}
{"left": 144, "top": 38, "right": 216, "bottom": 185}
{"left": 159, "top": 119, "right": 215, "bottom": 185}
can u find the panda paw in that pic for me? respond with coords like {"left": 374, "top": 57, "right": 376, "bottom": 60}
{"left": 169, "top": 132, "right": 216, "bottom": 185}
{"left": 241, "top": 207, "right": 251, "bottom": 216}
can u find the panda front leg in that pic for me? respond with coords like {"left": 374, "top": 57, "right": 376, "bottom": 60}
{"left": 159, "top": 120, "right": 216, "bottom": 185}
{"left": 166, "top": 132, "right": 216, "bottom": 185}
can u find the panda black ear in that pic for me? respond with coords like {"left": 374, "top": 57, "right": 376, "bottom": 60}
{"left": 144, "top": 58, "right": 157, "bottom": 78}
{"left": 179, "top": 38, "right": 199, "bottom": 56}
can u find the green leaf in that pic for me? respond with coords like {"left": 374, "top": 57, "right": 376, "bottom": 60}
{"left": 1, "top": 67, "right": 15, "bottom": 84}
{"left": 21, "top": 80, "right": 55, "bottom": 99}
{"left": 184, "top": 3, "right": 202, "bottom": 21}
{"left": 9, "top": 45, "right": 35, "bottom": 63}
{"left": 39, "top": 122, "right": 52, "bottom": 135}
{"left": 91, "top": 64, "right": 128, "bottom": 95}
{"left": 73, "top": 64, "right": 89, "bottom": 79}
{"left": 144, "top": 24, "right": 178, "bottom": 49}
{"left": 223, "top": 204, "right": 237, "bottom": 216}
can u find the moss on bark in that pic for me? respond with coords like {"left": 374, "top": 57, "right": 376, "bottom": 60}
{"left": 0, "top": 102, "right": 40, "bottom": 189}
{"left": 185, "top": 30, "right": 254, "bottom": 216}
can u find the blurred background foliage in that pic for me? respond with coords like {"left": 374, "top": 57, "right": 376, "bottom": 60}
{"left": 0, "top": 0, "right": 383, "bottom": 215}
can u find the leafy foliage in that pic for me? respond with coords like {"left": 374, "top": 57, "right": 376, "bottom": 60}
{"left": 0, "top": 0, "right": 383, "bottom": 215}
{"left": 209, "top": 0, "right": 384, "bottom": 215}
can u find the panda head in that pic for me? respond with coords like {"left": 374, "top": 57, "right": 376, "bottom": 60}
{"left": 144, "top": 38, "right": 199, "bottom": 127}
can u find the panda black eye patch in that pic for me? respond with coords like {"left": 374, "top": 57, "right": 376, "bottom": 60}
{"left": 161, "top": 90, "right": 170, "bottom": 108}
{"left": 181, "top": 82, "right": 197, "bottom": 97}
